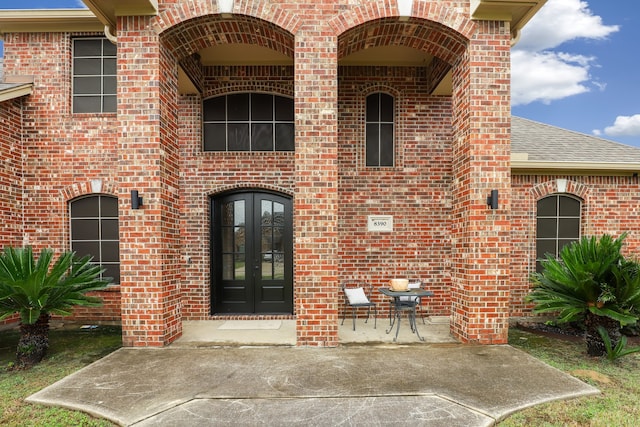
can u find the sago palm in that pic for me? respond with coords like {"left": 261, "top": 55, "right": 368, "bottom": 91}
{"left": 527, "top": 233, "right": 640, "bottom": 356}
{"left": 0, "top": 247, "right": 111, "bottom": 367}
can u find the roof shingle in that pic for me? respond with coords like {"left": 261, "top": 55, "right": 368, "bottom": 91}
{"left": 512, "top": 116, "right": 640, "bottom": 164}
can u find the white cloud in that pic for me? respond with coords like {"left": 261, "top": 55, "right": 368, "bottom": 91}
{"left": 516, "top": 0, "right": 619, "bottom": 51}
{"left": 602, "top": 115, "right": 640, "bottom": 137}
{"left": 511, "top": 51, "right": 592, "bottom": 105}
{"left": 512, "top": 0, "right": 619, "bottom": 106}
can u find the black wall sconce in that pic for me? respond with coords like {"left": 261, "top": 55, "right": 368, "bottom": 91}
{"left": 487, "top": 189, "right": 499, "bottom": 210}
{"left": 131, "top": 190, "right": 143, "bottom": 210}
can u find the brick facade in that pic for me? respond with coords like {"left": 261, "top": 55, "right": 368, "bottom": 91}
{"left": 0, "top": 97, "right": 22, "bottom": 250}
{"left": 0, "top": 97, "right": 22, "bottom": 328}
{"left": 6, "top": 1, "right": 630, "bottom": 346}
{"left": 510, "top": 174, "right": 640, "bottom": 317}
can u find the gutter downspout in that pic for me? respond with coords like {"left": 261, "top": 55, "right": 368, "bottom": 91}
{"left": 104, "top": 25, "right": 116, "bottom": 44}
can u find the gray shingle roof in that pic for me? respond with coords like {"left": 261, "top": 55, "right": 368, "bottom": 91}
{"left": 512, "top": 116, "right": 640, "bottom": 163}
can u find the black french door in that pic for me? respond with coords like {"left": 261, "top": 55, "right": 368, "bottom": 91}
{"left": 211, "top": 191, "right": 293, "bottom": 314}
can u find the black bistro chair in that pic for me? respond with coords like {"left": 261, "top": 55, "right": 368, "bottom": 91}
{"left": 399, "top": 280, "right": 428, "bottom": 324}
{"left": 341, "top": 280, "right": 377, "bottom": 331}
{"left": 388, "top": 280, "right": 427, "bottom": 327}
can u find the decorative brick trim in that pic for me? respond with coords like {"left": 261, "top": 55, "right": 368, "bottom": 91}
{"left": 162, "top": 0, "right": 301, "bottom": 34}
{"left": 530, "top": 179, "right": 590, "bottom": 201}
{"left": 203, "top": 65, "right": 294, "bottom": 99}
{"left": 337, "top": 17, "right": 468, "bottom": 67}
{"left": 160, "top": 14, "right": 295, "bottom": 63}
{"left": 207, "top": 183, "right": 294, "bottom": 198}
{"left": 60, "top": 179, "right": 118, "bottom": 201}
{"left": 158, "top": 0, "right": 301, "bottom": 58}
{"left": 330, "top": 1, "right": 475, "bottom": 63}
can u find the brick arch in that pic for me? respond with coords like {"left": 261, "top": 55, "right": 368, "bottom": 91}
{"left": 154, "top": 0, "right": 300, "bottom": 34}
{"left": 361, "top": 84, "right": 401, "bottom": 99}
{"left": 530, "top": 179, "right": 590, "bottom": 201}
{"left": 61, "top": 179, "right": 118, "bottom": 202}
{"left": 331, "top": 1, "right": 474, "bottom": 66}
{"left": 204, "top": 79, "right": 294, "bottom": 100}
{"left": 207, "top": 183, "right": 294, "bottom": 199}
{"left": 155, "top": 1, "right": 298, "bottom": 63}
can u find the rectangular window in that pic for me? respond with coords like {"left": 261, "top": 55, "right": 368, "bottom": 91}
{"left": 203, "top": 94, "right": 294, "bottom": 152}
{"left": 73, "top": 38, "right": 117, "bottom": 114}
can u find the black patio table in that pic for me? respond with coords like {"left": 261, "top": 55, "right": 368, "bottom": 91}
{"left": 379, "top": 287, "right": 434, "bottom": 342}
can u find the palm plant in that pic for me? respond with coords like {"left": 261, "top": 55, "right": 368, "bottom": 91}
{"left": 527, "top": 233, "right": 640, "bottom": 356}
{"left": 0, "top": 247, "right": 111, "bottom": 368}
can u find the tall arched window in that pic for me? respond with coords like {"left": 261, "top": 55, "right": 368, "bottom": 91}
{"left": 536, "top": 194, "right": 581, "bottom": 272}
{"left": 365, "top": 92, "right": 395, "bottom": 167}
{"left": 69, "top": 195, "right": 120, "bottom": 284}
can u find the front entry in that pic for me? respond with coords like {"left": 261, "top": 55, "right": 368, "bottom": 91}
{"left": 211, "top": 191, "right": 293, "bottom": 314}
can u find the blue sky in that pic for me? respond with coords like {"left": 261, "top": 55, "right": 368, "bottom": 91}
{"left": 2, "top": 0, "right": 639, "bottom": 147}
{"left": 512, "top": 0, "right": 640, "bottom": 147}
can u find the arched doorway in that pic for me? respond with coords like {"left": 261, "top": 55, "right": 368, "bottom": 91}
{"left": 211, "top": 191, "right": 293, "bottom": 314}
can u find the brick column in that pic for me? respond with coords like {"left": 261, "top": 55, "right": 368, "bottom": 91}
{"left": 294, "top": 27, "right": 339, "bottom": 347}
{"left": 118, "top": 16, "right": 182, "bottom": 347}
{"left": 450, "top": 21, "right": 512, "bottom": 344}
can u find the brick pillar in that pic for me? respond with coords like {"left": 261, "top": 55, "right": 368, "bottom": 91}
{"left": 118, "top": 16, "right": 182, "bottom": 347}
{"left": 450, "top": 21, "right": 512, "bottom": 344}
{"left": 294, "top": 28, "right": 339, "bottom": 347}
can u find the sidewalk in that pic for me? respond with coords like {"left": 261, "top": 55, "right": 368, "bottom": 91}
{"left": 27, "top": 320, "right": 599, "bottom": 426}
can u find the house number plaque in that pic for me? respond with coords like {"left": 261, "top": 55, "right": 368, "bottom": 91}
{"left": 367, "top": 215, "right": 393, "bottom": 232}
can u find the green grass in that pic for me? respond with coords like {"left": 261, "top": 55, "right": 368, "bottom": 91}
{"left": 499, "top": 328, "right": 640, "bottom": 426}
{"left": 0, "top": 325, "right": 121, "bottom": 427}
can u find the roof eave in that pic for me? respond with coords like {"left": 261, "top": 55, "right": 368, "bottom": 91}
{"left": 512, "top": 160, "right": 640, "bottom": 175}
{"left": 0, "top": 84, "right": 33, "bottom": 102}
{"left": 0, "top": 9, "right": 102, "bottom": 35}
{"left": 470, "top": 0, "right": 547, "bottom": 41}
{"left": 82, "top": 0, "right": 158, "bottom": 30}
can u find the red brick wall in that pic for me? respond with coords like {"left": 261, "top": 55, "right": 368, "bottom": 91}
{"left": 178, "top": 66, "right": 296, "bottom": 320}
{"left": 134, "top": 0, "right": 491, "bottom": 347}
{"left": 116, "top": 16, "right": 183, "bottom": 347}
{"left": 0, "top": 1, "right": 541, "bottom": 346}
{"left": 0, "top": 96, "right": 20, "bottom": 335}
{"left": 338, "top": 66, "right": 453, "bottom": 317}
{"left": 449, "top": 20, "right": 512, "bottom": 344}
{"left": 3, "top": 33, "right": 122, "bottom": 325}
{"left": 511, "top": 174, "right": 640, "bottom": 317}
{"left": 0, "top": 98, "right": 22, "bottom": 249}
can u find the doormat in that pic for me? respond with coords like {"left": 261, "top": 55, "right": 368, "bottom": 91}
{"left": 218, "top": 320, "right": 282, "bottom": 330}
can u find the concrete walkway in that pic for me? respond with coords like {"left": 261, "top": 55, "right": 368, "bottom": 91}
{"left": 27, "top": 320, "right": 599, "bottom": 426}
